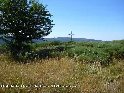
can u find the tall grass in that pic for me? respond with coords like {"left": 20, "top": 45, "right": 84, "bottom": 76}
{"left": 0, "top": 55, "right": 124, "bottom": 93}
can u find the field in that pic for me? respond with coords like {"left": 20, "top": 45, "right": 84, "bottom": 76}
{"left": 0, "top": 40, "right": 124, "bottom": 93}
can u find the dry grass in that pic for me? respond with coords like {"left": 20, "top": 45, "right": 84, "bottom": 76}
{"left": 0, "top": 54, "right": 124, "bottom": 93}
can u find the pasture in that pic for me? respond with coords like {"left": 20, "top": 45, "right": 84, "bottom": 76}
{"left": 0, "top": 40, "right": 124, "bottom": 93}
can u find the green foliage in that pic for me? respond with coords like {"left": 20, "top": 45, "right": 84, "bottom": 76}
{"left": 49, "top": 41, "right": 62, "bottom": 46}
{"left": 67, "top": 46, "right": 111, "bottom": 66}
{"left": 0, "top": 44, "right": 8, "bottom": 54}
{"left": 0, "top": 0, "right": 54, "bottom": 60}
{"left": 29, "top": 40, "right": 124, "bottom": 66}
{"left": 0, "top": 36, "right": 124, "bottom": 65}
{"left": 32, "top": 41, "right": 51, "bottom": 49}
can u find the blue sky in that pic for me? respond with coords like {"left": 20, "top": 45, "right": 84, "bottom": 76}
{"left": 40, "top": 0, "right": 124, "bottom": 41}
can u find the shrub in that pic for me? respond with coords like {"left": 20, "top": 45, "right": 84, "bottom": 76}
{"left": 49, "top": 41, "right": 62, "bottom": 46}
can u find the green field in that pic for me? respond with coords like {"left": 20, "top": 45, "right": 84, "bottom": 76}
{"left": 0, "top": 40, "right": 124, "bottom": 93}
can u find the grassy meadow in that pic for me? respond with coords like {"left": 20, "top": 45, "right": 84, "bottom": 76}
{"left": 0, "top": 40, "right": 124, "bottom": 93}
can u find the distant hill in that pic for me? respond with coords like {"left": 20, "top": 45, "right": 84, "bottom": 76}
{"left": 34, "top": 37, "right": 102, "bottom": 42}
{"left": 0, "top": 37, "right": 102, "bottom": 44}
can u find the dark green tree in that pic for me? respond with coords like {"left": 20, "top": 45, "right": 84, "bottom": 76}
{"left": 0, "top": 0, "right": 54, "bottom": 60}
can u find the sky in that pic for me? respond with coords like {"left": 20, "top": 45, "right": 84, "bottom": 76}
{"left": 40, "top": 0, "right": 124, "bottom": 41}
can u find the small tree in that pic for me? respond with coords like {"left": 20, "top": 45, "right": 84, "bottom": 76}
{"left": 0, "top": 0, "right": 54, "bottom": 60}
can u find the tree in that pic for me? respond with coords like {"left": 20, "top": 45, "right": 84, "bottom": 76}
{"left": 0, "top": 0, "right": 54, "bottom": 60}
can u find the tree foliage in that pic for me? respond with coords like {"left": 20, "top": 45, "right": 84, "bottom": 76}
{"left": 0, "top": 0, "right": 54, "bottom": 60}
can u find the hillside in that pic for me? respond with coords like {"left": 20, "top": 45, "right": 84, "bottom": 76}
{"left": 0, "top": 40, "right": 124, "bottom": 93}
{"left": 33, "top": 37, "right": 102, "bottom": 43}
{"left": 45, "top": 37, "right": 102, "bottom": 42}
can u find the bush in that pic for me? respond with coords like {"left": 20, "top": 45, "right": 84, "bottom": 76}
{"left": 66, "top": 45, "right": 113, "bottom": 66}
{"left": 49, "top": 41, "right": 62, "bottom": 46}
